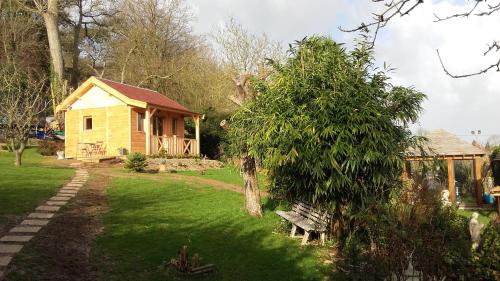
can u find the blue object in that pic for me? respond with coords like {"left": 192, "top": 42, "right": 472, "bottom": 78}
{"left": 483, "top": 193, "right": 495, "bottom": 204}
{"left": 36, "top": 131, "right": 48, "bottom": 139}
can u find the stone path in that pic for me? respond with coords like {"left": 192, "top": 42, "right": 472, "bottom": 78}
{"left": 0, "top": 168, "right": 88, "bottom": 279}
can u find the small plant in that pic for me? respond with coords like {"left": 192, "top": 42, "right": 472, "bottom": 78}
{"left": 124, "top": 152, "right": 147, "bottom": 172}
{"left": 37, "top": 140, "right": 64, "bottom": 156}
{"left": 117, "top": 147, "right": 128, "bottom": 156}
{"left": 159, "top": 158, "right": 167, "bottom": 172}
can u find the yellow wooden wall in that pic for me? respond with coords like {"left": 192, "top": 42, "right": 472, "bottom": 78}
{"left": 64, "top": 105, "right": 130, "bottom": 158}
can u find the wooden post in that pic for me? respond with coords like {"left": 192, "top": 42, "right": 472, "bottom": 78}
{"left": 194, "top": 115, "right": 200, "bottom": 155}
{"left": 447, "top": 158, "right": 455, "bottom": 204}
{"left": 402, "top": 160, "right": 411, "bottom": 181}
{"left": 473, "top": 157, "right": 483, "bottom": 206}
{"left": 145, "top": 108, "right": 150, "bottom": 155}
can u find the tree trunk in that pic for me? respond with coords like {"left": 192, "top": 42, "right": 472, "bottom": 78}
{"left": 70, "top": 1, "right": 83, "bottom": 89}
{"left": 241, "top": 153, "right": 263, "bottom": 217}
{"left": 14, "top": 142, "right": 26, "bottom": 167}
{"left": 43, "top": 7, "right": 64, "bottom": 82}
{"left": 42, "top": 0, "right": 64, "bottom": 113}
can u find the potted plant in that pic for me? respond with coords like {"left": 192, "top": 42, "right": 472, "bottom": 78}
{"left": 159, "top": 159, "right": 167, "bottom": 172}
{"left": 117, "top": 147, "right": 128, "bottom": 156}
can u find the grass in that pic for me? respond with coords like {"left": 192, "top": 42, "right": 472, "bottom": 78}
{"left": 457, "top": 209, "right": 497, "bottom": 225}
{"left": 177, "top": 165, "right": 267, "bottom": 189}
{"left": 93, "top": 177, "right": 328, "bottom": 281}
{"left": 0, "top": 148, "right": 74, "bottom": 225}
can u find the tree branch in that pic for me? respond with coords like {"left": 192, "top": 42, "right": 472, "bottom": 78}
{"left": 436, "top": 49, "right": 500, "bottom": 78}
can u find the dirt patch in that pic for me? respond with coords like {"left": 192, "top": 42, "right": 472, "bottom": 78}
{"left": 6, "top": 172, "right": 109, "bottom": 281}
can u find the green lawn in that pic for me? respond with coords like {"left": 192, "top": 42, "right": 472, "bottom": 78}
{"left": 177, "top": 166, "right": 267, "bottom": 189}
{"left": 93, "top": 177, "right": 327, "bottom": 281}
{"left": 457, "top": 209, "right": 497, "bottom": 225}
{"left": 0, "top": 148, "right": 74, "bottom": 225}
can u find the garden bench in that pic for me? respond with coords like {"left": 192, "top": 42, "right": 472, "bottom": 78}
{"left": 276, "top": 200, "right": 330, "bottom": 245}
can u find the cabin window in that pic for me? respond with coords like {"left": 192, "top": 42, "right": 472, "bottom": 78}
{"left": 83, "top": 116, "right": 92, "bottom": 131}
{"left": 172, "top": 118, "right": 177, "bottom": 135}
{"left": 137, "top": 112, "right": 144, "bottom": 131}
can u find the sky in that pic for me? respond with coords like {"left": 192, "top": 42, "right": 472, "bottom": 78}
{"left": 186, "top": 0, "right": 500, "bottom": 143}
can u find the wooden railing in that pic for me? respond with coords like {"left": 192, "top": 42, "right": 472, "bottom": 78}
{"left": 152, "top": 135, "right": 198, "bottom": 156}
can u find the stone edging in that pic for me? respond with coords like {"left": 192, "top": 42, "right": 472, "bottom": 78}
{"left": 0, "top": 168, "right": 89, "bottom": 279}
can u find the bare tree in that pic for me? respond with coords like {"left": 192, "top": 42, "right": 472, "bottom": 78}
{"left": 0, "top": 0, "right": 48, "bottom": 74}
{"left": 61, "top": 0, "right": 116, "bottom": 89}
{"left": 0, "top": 68, "right": 48, "bottom": 166}
{"left": 16, "top": 0, "right": 65, "bottom": 113}
{"left": 214, "top": 18, "right": 283, "bottom": 217}
{"left": 340, "top": 0, "right": 500, "bottom": 78}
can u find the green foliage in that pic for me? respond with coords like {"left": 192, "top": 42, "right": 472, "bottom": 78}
{"left": 124, "top": 152, "right": 147, "bottom": 172}
{"left": 185, "top": 107, "right": 230, "bottom": 159}
{"left": 490, "top": 146, "right": 500, "bottom": 186}
{"left": 470, "top": 221, "right": 500, "bottom": 280}
{"left": 230, "top": 36, "right": 425, "bottom": 209}
{"left": 338, "top": 187, "right": 471, "bottom": 280}
{"left": 37, "top": 140, "right": 64, "bottom": 156}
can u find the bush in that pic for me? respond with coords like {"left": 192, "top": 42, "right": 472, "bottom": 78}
{"left": 490, "top": 147, "right": 500, "bottom": 186}
{"left": 124, "top": 152, "right": 147, "bottom": 172}
{"left": 185, "top": 107, "right": 229, "bottom": 160}
{"left": 338, "top": 183, "right": 472, "bottom": 280}
{"left": 470, "top": 220, "right": 500, "bottom": 280}
{"left": 37, "top": 140, "right": 64, "bottom": 156}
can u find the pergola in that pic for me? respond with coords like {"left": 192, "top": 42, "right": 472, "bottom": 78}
{"left": 405, "top": 129, "right": 486, "bottom": 205}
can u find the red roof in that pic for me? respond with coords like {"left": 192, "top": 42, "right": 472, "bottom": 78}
{"left": 97, "top": 78, "right": 197, "bottom": 115}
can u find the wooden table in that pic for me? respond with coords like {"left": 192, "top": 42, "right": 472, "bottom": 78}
{"left": 77, "top": 142, "right": 95, "bottom": 159}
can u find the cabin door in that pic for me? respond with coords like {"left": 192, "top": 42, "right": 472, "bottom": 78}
{"left": 152, "top": 116, "right": 164, "bottom": 153}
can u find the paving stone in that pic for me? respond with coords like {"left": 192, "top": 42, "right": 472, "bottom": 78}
{"left": 57, "top": 192, "right": 76, "bottom": 197}
{"left": 35, "top": 206, "right": 60, "bottom": 212}
{"left": 50, "top": 196, "right": 71, "bottom": 201}
{"left": 45, "top": 200, "right": 67, "bottom": 206}
{"left": 59, "top": 189, "right": 78, "bottom": 193}
{"left": 61, "top": 186, "right": 79, "bottom": 190}
{"left": 59, "top": 192, "right": 77, "bottom": 196}
{"left": 66, "top": 183, "right": 83, "bottom": 187}
{"left": 10, "top": 226, "right": 41, "bottom": 233}
{"left": 21, "top": 220, "right": 49, "bottom": 226}
{"left": 0, "top": 255, "right": 12, "bottom": 266}
{"left": 0, "top": 235, "right": 33, "bottom": 242}
{"left": 28, "top": 212, "right": 54, "bottom": 219}
{"left": 0, "top": 244, "right": 23, "bottom": 254}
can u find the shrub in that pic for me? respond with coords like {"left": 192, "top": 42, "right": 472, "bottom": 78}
{"left": 338, "top": 183, "right": 471, "bottom": 280}
{"left": 124, "top": 152, "right": 147, "bottom": 172}
{"left": 185, "top": 107, "right": 229, "bottom": 159}
{"left": 37, "top": 140, "right": 64, "bottom": 156}
{"left": 469, "top": 220, "right": 500, "bottom": 280}
{"left": 490, "top": 147, "right": 500, "bottom": 186}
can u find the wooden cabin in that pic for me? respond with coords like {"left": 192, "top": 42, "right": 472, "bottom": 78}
{"left": 56, "top": 76, "right": 202, "bottom": 159}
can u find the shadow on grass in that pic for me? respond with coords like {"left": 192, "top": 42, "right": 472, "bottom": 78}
{"left": 92, "top": 179, "right": 327, "bottom": 281}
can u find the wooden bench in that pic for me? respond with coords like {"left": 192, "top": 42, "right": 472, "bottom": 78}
{"left": 276, "top": 201, "right": 330, "bottom": 245}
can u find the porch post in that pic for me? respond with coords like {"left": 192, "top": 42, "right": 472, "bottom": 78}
{"left": 473, "top": 157, "right": 483, "bottom": 206}
{"left": 145, "top": 108, "right": 151, "bottom": 155}
{"left": 194, "top": 115, "right": 200, "bottom": 155}
{"left": 447, "top": 158, "right": 455, "bottom": 204}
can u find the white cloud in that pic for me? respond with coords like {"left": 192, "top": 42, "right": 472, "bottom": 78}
{"left": 186, "top": 0, "right": 500, "bottom": 143}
